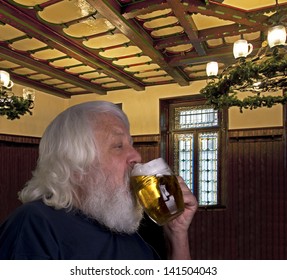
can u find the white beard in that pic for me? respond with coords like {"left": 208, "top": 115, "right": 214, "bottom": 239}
{"left": 79, "top": 168, "right": 143, "bottom": 234}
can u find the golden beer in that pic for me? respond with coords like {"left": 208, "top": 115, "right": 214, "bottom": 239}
{"left": 131, "top": 174, "right": 184, "bottom": 225}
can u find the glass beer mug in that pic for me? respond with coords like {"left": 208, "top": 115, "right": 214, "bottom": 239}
{"left": 233, "top": 39, "right": 253, "bottom": 59}
{"left": 130, "top": 158, "right": 184, "bottom": 225}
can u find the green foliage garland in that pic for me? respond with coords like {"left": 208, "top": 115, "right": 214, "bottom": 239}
{"left": 200, "top": 47, "right": 287, "bottom": 112}
{"left": 0, "top": 89, "right": 34, "bottom": 120}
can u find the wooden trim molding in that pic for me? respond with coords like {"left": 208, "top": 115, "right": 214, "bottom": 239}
{"left": 0, "top": 134, "right": 41, "bottom": 144}
{"left": 229, "top": 127, "right": 283, "bottom": 142}
{"left": 132, "top": 134, "right": 160, "bottom": 145}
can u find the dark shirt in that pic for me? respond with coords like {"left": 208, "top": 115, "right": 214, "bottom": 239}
{"left": 0, "top": 201, "right": 159, "bottom": 260}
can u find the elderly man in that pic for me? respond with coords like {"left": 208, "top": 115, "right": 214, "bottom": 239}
{"left": 0, "top": 101, "right": 197, "bottom": 259}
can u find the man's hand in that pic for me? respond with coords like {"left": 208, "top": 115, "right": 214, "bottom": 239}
{"left": 163, "top": 176, "right": 198, "bottom": 259}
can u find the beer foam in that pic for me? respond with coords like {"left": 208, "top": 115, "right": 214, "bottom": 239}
{"left": 131, "top": 158, "right": 171, "bottom": 176}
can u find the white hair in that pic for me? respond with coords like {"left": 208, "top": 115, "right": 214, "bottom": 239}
{"left": 19, "top": 101, "right": 130, "bottom": 210}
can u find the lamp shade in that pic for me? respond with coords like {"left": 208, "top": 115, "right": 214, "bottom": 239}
{"left": 23, "top": 88, "right": 36, "bottom": 101}
{"left": 267, "top": 25, "right": 286, "bottom": 48}
{"left": 206, "top": 61, "right": 218, "bottom": 77}
{"left": 0, "top": 70, "right": 11, "bottom": 88}
{"left": 233, "top": 39, "right": 253, "bottom": 59}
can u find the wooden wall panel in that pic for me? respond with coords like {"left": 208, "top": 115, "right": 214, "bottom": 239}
{"left": 0, "top": 135, "right": 39, "bottom": 223}
{"left": 132, "top": 134, "right": 160, "bottom": 163}
{"left": 228, "top": 129, "right": 286, "bottom": 259}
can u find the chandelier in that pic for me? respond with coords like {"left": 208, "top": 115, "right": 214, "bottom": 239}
{"left": 0, "top": 70, "right": 35, "bottom": 120}
{"left": 200, "top": 7, "right": 287, "bottom": 112}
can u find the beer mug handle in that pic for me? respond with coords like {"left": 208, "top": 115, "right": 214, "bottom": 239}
{"left": 247, "top": 43, "right": 253, "bottom": 56}
{"left": 6, "top": 80, "right": 14, "bottom": 89}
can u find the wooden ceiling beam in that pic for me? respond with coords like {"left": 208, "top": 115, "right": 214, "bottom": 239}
{"left": 168, "top": 41, "right": 263, "bottom": 67}
{"left": 0, "top": 43, "right": 107, "bottom": 95}
{"left": 183, "top": 0, "right": 267, "bottom": 27}
{"left": 0, "top": 0, "right": 145, "bottom": 92}
{"left": 154, "top": 22, "right": 265, "bottom": 51}
{"left": 154, "top": 34, "right": 191, "bottom": 50}
{"left": 10, "top": 74, "right": 73, "bottom": 99}
{"left": 166, "top": 0, "right": 206, "bottom": 56}
{"left": 122, "top": 0, "right": 169, "bottom": 19}
{"left": 198, "top": 24, "right": 266, "bottom": 41}
{"left": 87, "top": 0, "right": 189, "bottom": 86}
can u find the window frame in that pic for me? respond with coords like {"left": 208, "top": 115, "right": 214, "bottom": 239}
{"left": 160, "top": 95, "right": 228, "bottom": 209}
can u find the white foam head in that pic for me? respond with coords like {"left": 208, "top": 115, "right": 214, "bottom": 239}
{"left": 131, "top": 158, "right": 172, "bottom": 176}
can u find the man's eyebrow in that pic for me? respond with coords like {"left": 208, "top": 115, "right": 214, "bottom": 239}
{"left": 111, "top": 130, "right": 124, "bottom": 137}
{"left": 110, "top": 130, "right": 133, "bottom": 144}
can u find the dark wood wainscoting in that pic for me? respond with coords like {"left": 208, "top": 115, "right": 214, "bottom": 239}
{"left": 0, "top": 134, "right": 40, "bottom": 223}
{"left": 228, "top": 128, "right": 285, "bottom": 259}
{"left": 132, "top": 134, "right": 160, "bottom": 163}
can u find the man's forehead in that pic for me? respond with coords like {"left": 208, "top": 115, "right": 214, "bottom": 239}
{"left": 96, "top": 113, "right": 125, "bottom": 128}
{"left": 96, "top": 117, "right": 129, "bottom": 135}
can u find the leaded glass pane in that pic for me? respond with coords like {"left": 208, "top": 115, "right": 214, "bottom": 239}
{"left": 198, "top": 132, "right": 218, "bottom": 205}
{"left": 174, "top": 133, "right": 194, "bottom": 192}
{"left": 173, "top": 105, "right": 219, "bottom": 206}
{"left": 174, "top": 106, "right": 218, "bottom": 129}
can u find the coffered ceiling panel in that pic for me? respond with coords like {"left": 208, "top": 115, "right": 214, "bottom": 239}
{"left": 0, "top": 0, "right": 286, "bottom": 98}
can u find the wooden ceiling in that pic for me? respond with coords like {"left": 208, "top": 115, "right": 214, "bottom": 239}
{"left": 0, "top": 0, "right": 286, "bottom": 98}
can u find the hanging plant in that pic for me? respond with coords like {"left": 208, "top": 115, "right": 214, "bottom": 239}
{"left": 0, "top": 89, "right": 34, "bottom": 120}
{"left": 200, "top": 46, "right": 287, "bottom": 112}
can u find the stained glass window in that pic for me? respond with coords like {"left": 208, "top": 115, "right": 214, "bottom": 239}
{"left": 173, "top": 105, "right": 219, "bottom": 206}
{"left": 174, "top": 133, "right": 194, "bottom": 190}
{"left": 198, "top": 132, "right": 218, "bottom": 205}
{"left": 175, "top": 106, "right": 218, "bottom": 129}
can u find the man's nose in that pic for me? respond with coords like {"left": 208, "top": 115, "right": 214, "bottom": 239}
{"left": 128, "top": 147, "right": 142, "bottom": 167}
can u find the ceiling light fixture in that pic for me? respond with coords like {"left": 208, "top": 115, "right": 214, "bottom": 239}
{"left": 0, "top": 70, "right": 35, "bottom": 120}
{"left": 201, "top": 0, "right": 287, "bottom": 112}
